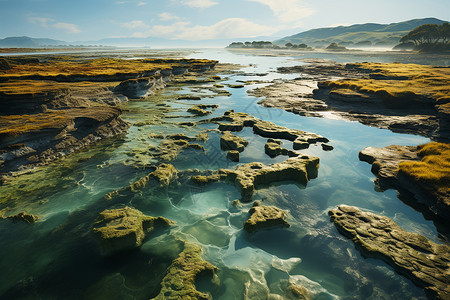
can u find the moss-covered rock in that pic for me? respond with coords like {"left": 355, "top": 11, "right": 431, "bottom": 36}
{"left": 329, "top": 205, "right": 450, "bottom": 299}
{"left": 104, "top": 163, "right": 178, "bottom": 200}
{"left": 359, "top": 143, "right": 450, "bottom": 221}
{"left": 265, "top": 139, "right": 299, "bottom": 158}
{"left": 187, "top": 104, "right": 218, "bottom": 116}
{"left": 244, "top": 201, "right": 290, "bottom": 233}
{"left": 192, "top": 154, "right": 319, "bottom": 201}
{"left": 93, "top": 207, "right": 174, "bottom": 255}
{"left": 220, "top": 132, "right": 248, "bottom": 152}
{"left": 1, "top": 212, "right": 39, "bottom": 224}
{"left": 152, "top": 242, "right": 218, "bottom": 300}
{"left": 227, "top": 150, "right": 240, "bottom": 162}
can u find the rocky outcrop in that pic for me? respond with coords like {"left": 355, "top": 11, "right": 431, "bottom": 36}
{"left": 105, "top": 164, "right": 178, "bottom": 200}
{"left": 192, "top": 154, "right": 319, "bottom": 201}
{"left": 265, "top": 139, "right": 298, "bottom": 158}
{"left": 0, "top": 106, "right": 130, "bottom": 177}
{"left": 243, "top": 201, "right": 290, "bottom": 233}
{"left": 152, "top": 242, "right": 218, "bottom": 300}
{"left": 329, "top": 205, "right": 450, "bottom": 299}
{"left": 187, "top": 104, "right": 218, "bottom": 116}
{"left": 92, "top": 207, "right": 174, "bottom": 255}
{"left": 148, "top": 138, "right": 205, "bottom": 162}
{"left": 206, "top": 111, "right": 330, "bottom": 151}
{"left": 220, "top": 132, "right": 248, "bottom": 152}
{"left": 1, "top": 212, "right": 39, "bottom": 224}
{"left": 227, "top": 150, "right": 240, "bottom": 162}
{"left": 113, "top": 74, "right": 167, "bottom": 99}
{"left": 252, "top": 62, "right": 447, "bottom": 140}
{"left": 359, "top": 144, "right": 450, "bottom": 222}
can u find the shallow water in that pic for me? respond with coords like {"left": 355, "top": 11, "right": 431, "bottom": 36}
{"left": 0, "top": 49, "right": 446, "bottom": 299}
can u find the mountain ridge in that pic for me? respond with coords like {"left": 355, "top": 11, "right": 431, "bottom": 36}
{"left": 276, "top": 18, "right": 448, "bottom": 47}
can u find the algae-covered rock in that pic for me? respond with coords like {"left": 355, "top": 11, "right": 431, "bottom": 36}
{"left": 93, "top": 207, "right": 174, "bottom": 255}
{"left": 152, "top": 242, "right": 218, "bottom": 300}
{"left": 244, "top": 201, "right": 290, "bottom": 233}
{"left": 329, "top": 205, "right": 450, "bottom": 299}
{"left": 192, "top": 155, "right": 319, "bottom": 201}
{"left": 265, "top": 139, "right": 298, "bottom": 158}
{"left": 2, "top": 212, "right": 39, "bottom": 224}
{"left": 149, "top": 138, "right": 205, "bottom": 162}
{"left": 187, "top": 104, "right": 218, "bottom": 116}
{"left": 105, "top": 164, "right": 178, "bottom": 200}
{"left": 227, "top": 150, "right": 240, "bottom": 162}
{"left": 287, "top": 283, "right": 310, "bottom": 300}
{"left": 220, "top": 132, "right": 248, "bottom": 152}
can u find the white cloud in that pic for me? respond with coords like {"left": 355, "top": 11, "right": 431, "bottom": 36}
{"left": 121, "top": 20, "right": 150, "bottom": 29}
{"left": 29, "top": 17, "right": 81, "bottom": 34}
{"left": 131, "top": 18, "right": 279, "bottom": 41}
{"left": 52, "top": 22, "right": 81, "bottom": 34}
{"left": 247, "top": 0, "right": 314, "bottom": 25}
{"left": 137, "top": 1, "right": 147, "bottom": 5}
{"left": 159, "top": 12, "right": 180, "bottom": 22}
{"left": 181, "top": 0, "right": 218, "bottom": 8}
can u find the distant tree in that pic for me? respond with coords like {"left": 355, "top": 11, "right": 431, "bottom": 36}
{"left": 227, "top": 42, "right": 245, "bottom": 48}
{"left": 298, "top": 43, "right": 308, "bottom": 49}
{"left": 399, "top": 22, "right": 450, "bottom": 52}
{"left": 285, "top": 43, "right": 293, "bottom": 48}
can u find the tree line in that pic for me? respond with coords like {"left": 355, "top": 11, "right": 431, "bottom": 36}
{"left": 400, "top": 23, "right": 450, "bottom": 51}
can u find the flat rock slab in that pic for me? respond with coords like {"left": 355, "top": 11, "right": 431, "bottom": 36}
{"left": 152, "top": 243, "right": 217, "bottom": 300}
{"left": 192, "top": 154, "right": 319, "bottom": 201}
{"left": 220, "top": 132, "right": 248, "bottom": 152}
{"left": 329, "top": 205, "right": 450, "bottom": 299}
{"left": 244, "top": 201, "right": 290, "bottom": 233}
{"left": 93, "top": 207, "right": 174, "bottom": 255}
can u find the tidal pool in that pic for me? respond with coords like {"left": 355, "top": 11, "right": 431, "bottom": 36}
{"left": 0, "top": 49, "right": 444, "bottom": 299}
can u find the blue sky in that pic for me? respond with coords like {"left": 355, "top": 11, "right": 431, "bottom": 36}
{"left": 0, "top": 0, "right": 448, "bottom": 41}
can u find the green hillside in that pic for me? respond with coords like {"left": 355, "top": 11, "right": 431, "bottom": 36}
{"left": 276, "top": 18, "right": 447, "bottom": 47}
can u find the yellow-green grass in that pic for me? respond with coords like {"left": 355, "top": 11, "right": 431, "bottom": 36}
{"left": 0, "top": 111, "right": 68, "bottom": 137}
{"left": 0, "top": 80, "right": 116, "bottom": 96}
{"left": 399, "top": 142, "right": 450, "bottom": 194}
{"left": 0, "top": 57, "right": 216, "bottom": 79}
{"left": 324, "top": 63, "right": 450, "bottom": 103}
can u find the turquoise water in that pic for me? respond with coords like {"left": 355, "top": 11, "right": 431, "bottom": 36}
{"left": 0, "top": 49, "right": 445, "bottom": 299}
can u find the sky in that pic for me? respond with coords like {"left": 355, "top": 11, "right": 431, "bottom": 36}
{"left": 0, "top": 0, "right": 449, "bottom": 42}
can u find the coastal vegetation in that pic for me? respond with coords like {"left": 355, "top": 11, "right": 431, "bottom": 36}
{"left": 399, "top": 142, "right": 450, "bottom": 194}
{"left": 399, "top": 22, "right": 450, "bottom": 52}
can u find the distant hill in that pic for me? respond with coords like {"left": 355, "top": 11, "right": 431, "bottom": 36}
{"left": 0, "top": 36, "right": 69, "bottom": 48}
{"left": 276, "top": 18, "right": 448, "bottom": 47}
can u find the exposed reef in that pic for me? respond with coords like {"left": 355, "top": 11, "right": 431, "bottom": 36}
{"left": 205, "top": 110, "right": 330, "bottom": 150}
{"left": 329, "top": 205, "right": 450, "bottom": 299}
{"left": 0, "top": 56, "right": 218, "bottom": 176}
{"left": 243, "top": 201, "right": 290, "bottom": 233}
{"left": 0, "top": 211, "right": 39, "bottom": 224}
{"left": 192, "top": 154, "right": 319, "bottom": 201}
{"left": 187, "top": 104, "right": 218, "bottom": 116}
{"left": 92, "top": 206, "right": 174, "bottom": 255}
{"left": 359, "top": 143, "right": 450, "bottom": 222}
{"left": 220, "top": 132, "right": 248, "bottom": 152}
{"left": 152, "top": 242, "right": 218, "bottom": 300}
{"left": 265, "top": 139, "right": 298, "bottom": 158}
{"left": 252, "top": 62, "right": 449, "bottom": 140}
{"left": 105, "top": 163, "right": 178, "bottom": 200}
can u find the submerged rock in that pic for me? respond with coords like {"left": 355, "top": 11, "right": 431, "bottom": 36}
{"left": 93, "top": 207, "right": 174, "bottom": 256}
{"left": 192, "top": 154, "right": 319, "bottom": 201}
{"left": 152, "top": 242, "right": 218, "bottom": 300}
{"left": 104, "top": 163, "right": 178, "bottom": 200}
{"left": 220, "top": 132, "right": 249, "bottom": 152}
{"left": 244, "top": 201, "right": 290, "bottom": 233}
{"left": 329, "top": 205, "right": 450, "bottom": 299}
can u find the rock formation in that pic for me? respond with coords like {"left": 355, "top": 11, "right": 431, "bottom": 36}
{"left": 329, "top": 205, "right": 450, "bottom": 299}
{"left": 244, "top": 201, "right": 290, "bottom": 233}
{"left": 152, "top": 242, "right": 218, "bottom": 300}
{"left": 92, "top": 206, "right": 174, "bottom": 255}
{"left": 192, "top": 154, "right": 319, "bottom": 201}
